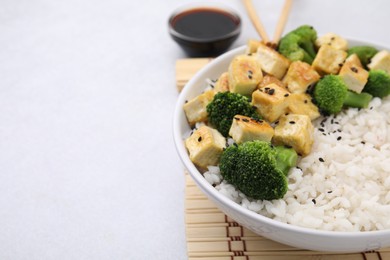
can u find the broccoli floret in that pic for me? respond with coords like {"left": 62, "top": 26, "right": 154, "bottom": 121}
{"left": 278, "top": 25, "right": 317, "bottom": 64}
{"left": 219, "top": 141, "right": 297, "bottom": 200}
{"left": 313, "top": 75, "right": 373, "bottom": 115}
{"left": 363, "top": 70, "right": 390, "bottom": 98}
{"left": 347, "top": 46, "right": 378, "bottom": 68}
{"left": 206, "top": 92, "right": 260, "bottom": 137}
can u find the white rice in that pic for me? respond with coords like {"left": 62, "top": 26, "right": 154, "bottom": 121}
{"left": 204, "top": 96, "right": 390, "bottom": 232}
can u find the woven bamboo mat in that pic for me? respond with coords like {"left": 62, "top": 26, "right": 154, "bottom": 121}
{"left": 176, "top": 58, "right": 390, "bottom": 260}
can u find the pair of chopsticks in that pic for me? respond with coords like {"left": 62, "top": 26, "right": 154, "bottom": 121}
{"left": 242, "top": 0, "right": 293, "bottom": 45}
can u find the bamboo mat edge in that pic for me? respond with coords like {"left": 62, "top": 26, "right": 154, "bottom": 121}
{"left": 176, "top": 58, "right": 386, "bottom": 260}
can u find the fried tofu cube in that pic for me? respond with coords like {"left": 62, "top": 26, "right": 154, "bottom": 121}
{"left": 315, "top": 33, "right": 348, "bottom": 51}
{"left": 245, "top": 39, "right": 262, "bottom": 54}
{"left": 228, "top": 54, "right": 263, "bottom": 96}
{"left": 312, "top": 45, "right": 347, "bottom": 75}
{"left": 368, "top": 50, "right": 390, "bottom": 74}
{"left": 339, "top": 55, "right": 369, "bottom": 93}
{"left": 229, "top": 115, "right": 274, "bottom": 144}
{"left": 287, "top": 93, "right": 320, "bottom": 120}
{"left": 252, "top": 83, "right": 290, "bottom": 123}
{"left": 273, "top": 114, "right": 314, "bottom": 156}
{"left": 283, "top": 61, "right": 320, "bottom": 93}
{"left": 258, "top": 75, "right": 286, "bottom": 89}
{"left": 185, "top": 125, "right": 226, "bottom": 169}
{"left": 256, "top": 43, "right": 290, "bottom": 79}
{"left": 345, "top": 53, "right": 363, "bottom": 67}
{"left": 214, "top": 72, "right": 229, "bottom": 93}
{"left": 183, "top": 90, "right": 215, "bottom": 126}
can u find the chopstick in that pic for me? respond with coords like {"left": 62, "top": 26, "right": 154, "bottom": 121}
{"left": 242, "top": 0, "right": 293, "bottom": 45}
{"left": 273, "top": 0, "right": 293, "bottom": 43}
{"left": 242, "top": 0, "right": 270, "bottom": 43}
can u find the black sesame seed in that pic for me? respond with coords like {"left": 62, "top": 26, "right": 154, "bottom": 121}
{"left": 185, "top": 100, "right": 188, "bottom": 103}
{"left": 198, "top": 136, "right": 202, "bottom": 142}
{"left": 337, "top": 136, "right": 342, "bottom": 141}
{"left": 284, "top": 93, "right": 289, "bottom": 97}
{"left": 289, "top": 121, "right": 296, "bottom": 124}
{"left": 265, "top": 87, "right": 270, "bottom": 90}
{"left": 274, "top": 120, "right": 279, "bottom": 125}
{"left": 322, "top": 133, "right": 327, "bottom": 136}
{"left": 327, "top": 190, "right": 333, "bottom": 194}
{"left": 304, "top": 100, "right": 308, "bottom": 104}
{"left": 351, "top": 67, "right": 358, "bottom": 73}
{"left": 312, "top": 199, "right": 316, "bottom": 204}
{"left": 370, "top": 106, "right": 373, "bottom": 110}
{"left": 319, "top": 157, "right": 325, "bottom": 162}
{"left": 268, "top": 89, "right": 275, "bottom": 95}
{"left": 319, "top": 128, "right": 325, "bottom": 132}
{"left": 337, "top": 129, "right": 342, "bottom": 132}
{"left": 285, "top": 113, "right": 289, "bottom": 116}
{"left": 338, "top": 63, "right": 343, "bottom": 67}
{"left": 361, "top": 141, "right": 366, "bottom": 144}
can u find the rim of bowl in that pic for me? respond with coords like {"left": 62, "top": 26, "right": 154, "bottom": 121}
{"left": 168, "top": 2, "right": 242, "bottom": 43}
{"left": 173, "top": 37, "right": 390, "bottom": 239}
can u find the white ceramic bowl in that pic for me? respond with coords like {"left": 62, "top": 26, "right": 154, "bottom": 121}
{"left": 173, "top": 39, "right": 390, "bottom": 252}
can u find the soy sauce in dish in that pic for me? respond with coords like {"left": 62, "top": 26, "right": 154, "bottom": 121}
{"left": 168, "top": 7, "right": 241, "bottom": 57}
{"left": 171, "top": 8, "right": 240, "bottom": 41}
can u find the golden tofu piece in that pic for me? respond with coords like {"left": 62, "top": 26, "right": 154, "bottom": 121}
{"left": 228, "top": 54, "right": 263, "bottom": 96}
{"left": 312, "top": 45, "right": 347, "bottom": 75}
{"left": 245, "top": 39, "right": 262, "bottom": 54}
{"left": 368, "top": 50, "right": 390, "bottom": 74}
{"left": 339, "top": 55, "right": 369, "bottom": 93}
{"left": 283, "top": 61, "right": 320, "bottom": 93}
{"left": 345, "top": 53, "right": 363, "bottom": 67}
{"left": 256, "top": 43, "right": 290, "bottom": 79}
{"left": 287, "top": 93, "right": 320, "bottom": 120}
{"left": 252, "top": 83, "right": 290, "bottom": 123}
{"left": 315, "top": 33, "right": 348, "bottom": 51}
{"left": 273, "top": 114, "right": 314, "bottom": 156}
{"left": 229, "top": 115, "right": 274, "bottom": 144}
{"left": 258, "top": 75, "right": 286, "bottom": 89}
{"left": 183, "top": 90, "right": 215, "bottom": 126}
{"left": 185, "top": 125, "right": 226, "bottom": 169}
{"left": 214, "top": 72, "right": 229, "bottom": 93}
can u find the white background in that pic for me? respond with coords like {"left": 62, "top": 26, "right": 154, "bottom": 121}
{"left": 1, "top": 0, "right": 390, "bottom": 259}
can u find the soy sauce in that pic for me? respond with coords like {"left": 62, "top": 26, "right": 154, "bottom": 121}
{"left": 169, "top": 7, "right": 241, "bottom": 57}
{"left": 171, "top": 8, "right": 240, "bottom": 41}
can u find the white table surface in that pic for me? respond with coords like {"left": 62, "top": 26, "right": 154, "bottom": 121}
{"left": 1, "top": 0, "right": 390, "bottom": 259}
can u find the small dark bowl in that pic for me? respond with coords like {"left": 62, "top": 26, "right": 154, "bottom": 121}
{"left": 168, "top": 4, "right": 241, "bottom": 57}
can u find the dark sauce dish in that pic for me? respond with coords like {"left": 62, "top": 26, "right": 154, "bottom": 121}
{"left": 169, "top": 4, "right": 242, "bottom": 57}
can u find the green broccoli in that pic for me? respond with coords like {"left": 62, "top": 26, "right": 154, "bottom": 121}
{"left": 206, "top": 92, "right": 260, "bottom": 137}
{"left": 219, "top": 141, "right": 297, "bottom": 200}
{"left": 278, "top": 25, "right": 317, "bottom": 64}
{"left": 313, "top": 75, "right": 373, "bottom": 115}
{"left": 347, "top": 46, "right": 378, "bottom": 68}
{"left": 363, "top": 70, "right": 390, "bottom": 98}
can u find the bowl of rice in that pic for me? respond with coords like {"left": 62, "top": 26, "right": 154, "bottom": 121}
{"left": 173, "top": 38, "right": 390, "bottom": 252}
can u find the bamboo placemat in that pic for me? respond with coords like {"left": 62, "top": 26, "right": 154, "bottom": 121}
{"left": 176, "top": 58, "right": 390, "bottom": 260}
